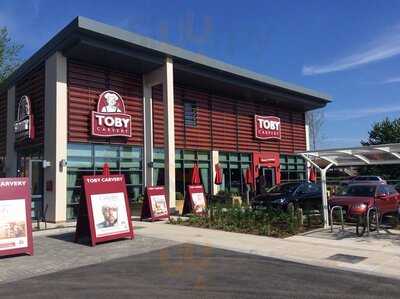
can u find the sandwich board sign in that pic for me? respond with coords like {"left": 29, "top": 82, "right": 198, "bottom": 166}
{"left": 75, "top": 174, "right": 134, "bottom": 246}
{"left": 183, "top": 185, "right": 207, "bottom": 216}
{"left": 0, "top": 177, "right": 33, "bottom": 257}
{"left": 140, "top": 186, "right": 169, "bottom": 221}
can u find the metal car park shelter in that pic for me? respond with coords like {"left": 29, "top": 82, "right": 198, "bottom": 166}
{"left": 298, "top": 143, "right": 400, "bottom": 228}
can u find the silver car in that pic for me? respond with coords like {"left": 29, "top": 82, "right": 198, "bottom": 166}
{"left": 340, "top": 176, "right": 387, "bottom": 187}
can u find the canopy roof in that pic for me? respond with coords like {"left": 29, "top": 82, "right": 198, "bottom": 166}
{"left": 298, "top": 143, "right": 400, "bottom": 167}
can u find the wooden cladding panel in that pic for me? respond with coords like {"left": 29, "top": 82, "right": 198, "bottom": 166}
{"left": 15, "top": 65, "right": 45, "bottom": 149}
{"left": 67, "top": 60, "right": 306, "bottom": 153}
{"left": 237, "top": 100, "right": 260, "bottom": 152}
{"left": 211, "top": 96, "right": 237, "bottom": 151}
{"left": 152, "top": 85, "right": 164, "bottom": 148}
{"left": 0, "top": 91, "right": 6, "bottom": 156}
{"left": 68, "top": 61, "right": 143, "bottom": 145}
{"left": 154, "top": 84, "right": 307, "bottom": 154}
{"left": 177, "top": 86, "right": 211, "bottom": 150}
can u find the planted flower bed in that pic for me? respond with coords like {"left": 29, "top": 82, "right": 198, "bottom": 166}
{"left": 170, "top": 205, "right": 323, "bottom": 238}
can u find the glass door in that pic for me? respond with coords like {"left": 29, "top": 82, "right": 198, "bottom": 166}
{"left": 29, "top": 160, "right": 44, "bottom": 219}
{"left": 262, "top": 167, "right": 275, "bottom": 189}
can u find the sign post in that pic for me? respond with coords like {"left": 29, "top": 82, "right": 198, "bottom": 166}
{"left": 140, "top": 186, "right": 170, "bottom": 221}
{"left": 75, "top": 174, "right": 134, "bottom": 246}
{"left": 0, "top": 177, "right": 33, "bottom": 257}
{"left": 183, "top": 185, "right": 207, "bottom": 216}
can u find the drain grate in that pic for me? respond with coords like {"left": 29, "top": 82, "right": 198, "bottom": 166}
{"left": 327, "top": 254, "right": 367, "bottom": 264}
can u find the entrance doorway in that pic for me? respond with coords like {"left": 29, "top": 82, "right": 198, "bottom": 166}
{"left": 18, "top": 157, "right": 44, "bottom": 219}
{"left": 260, "top": 167, "right": 275, "bottom": 189}
{"left": 30, "top": 160, "right": 44, "bottom": 220}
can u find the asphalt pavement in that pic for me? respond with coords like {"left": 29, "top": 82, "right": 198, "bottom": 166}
{"left": 1, "top": 243, "right": 399, "bottom": 299}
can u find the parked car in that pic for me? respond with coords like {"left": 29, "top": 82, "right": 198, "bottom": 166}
{"left": 251, "top": 181, "right": 322, "bottom": 211}
{"left": 340, "top": 176, "right": 386, "bottom": 187}
{"left": 329, "top": 183, "right": 400, "bottom": 236}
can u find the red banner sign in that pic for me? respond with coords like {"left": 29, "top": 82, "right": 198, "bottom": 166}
{"left": 254, "top": 115, "right": 281, "bottom": 140}
{"left": 0, "top": 177, "right": 33, "bottom": 257}
{"left": 141, "top": 186, "right": 170, "bottom": 221}
{"left": 14, "top": 96, "right": 35, "bottom": 141}
{"left": 183, "top": 185, "right": 207, "bottom": 216}
{"left": 75, "top": 174, "right": 134, "bottom": 246}
{"left": 91, "top": 90, "right": 132, "bottom": 138}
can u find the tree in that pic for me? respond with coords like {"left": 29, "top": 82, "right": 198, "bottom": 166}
{"left": 361, "top": 117, "right": 400, "bottom": 145}
{"left": 0, "top": 27, "right": 22, "bottom": 84}
{"left": 306, "top": 109, "right": 325, "bottom": 150}
{"left": 359, "top": 117, "right": 400, "bottom": 180}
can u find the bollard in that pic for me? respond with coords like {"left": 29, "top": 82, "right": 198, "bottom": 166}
{"left": 330, "top": 206, "right": 345, "bottom": 233}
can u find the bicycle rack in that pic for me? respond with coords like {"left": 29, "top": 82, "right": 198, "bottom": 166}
{"left": 329, "top": 206, "right": 345, "bottom": 233}
{"left": 366, "top": 206, "right": 380, "bottom": 236}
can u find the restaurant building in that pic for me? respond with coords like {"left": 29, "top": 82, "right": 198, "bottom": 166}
{"left": 0, "top": 17, "right": 330, "bottom": 222}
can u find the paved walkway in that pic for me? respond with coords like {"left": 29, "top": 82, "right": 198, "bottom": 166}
{"left": 2, "top": 220, "right": 400, "bottom": 284}
{"left": 135, "top": 221, "right": 400, "bottom": 279}
{"left": 0, "top": 226, "right": 179, "bottom": 284}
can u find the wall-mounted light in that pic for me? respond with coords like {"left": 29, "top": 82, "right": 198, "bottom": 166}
{"left": 42, "top": 160, "right": 52, "bottom": 168}
{"left": 59, "top": 159, "right": 68, "bottom": 172}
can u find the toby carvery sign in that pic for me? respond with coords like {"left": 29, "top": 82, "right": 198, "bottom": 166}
{"left": 14, "top": 95, "right": 35, "bottom": 141}
{"left": 92, "top": 90, "right": 132, "bottom": 137}
{"left": 254, "top": 115, "right": 281, "bottom": 140}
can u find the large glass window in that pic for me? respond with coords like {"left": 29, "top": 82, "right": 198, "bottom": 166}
{"left": 280, "top": 155, "right": 306, "bottom": 182}
{"left": 67, "top": 143, "right": 143, "bottom": 220}
{"left": 153, "top": 149, "right": 211, "bottom": 197}
{"left": 219, "top": 152, "right": 251, "bottom": 195}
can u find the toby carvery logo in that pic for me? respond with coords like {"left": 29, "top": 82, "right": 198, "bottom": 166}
{"left": 254, "top": 115, "right": 281, "bottom": 140}
{"left": 92, "top": 90, "right": 132, "bottom": 137}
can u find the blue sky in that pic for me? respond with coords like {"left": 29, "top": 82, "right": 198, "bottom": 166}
{"left": 1, "top": 0, "right": 400, "bottom": 149}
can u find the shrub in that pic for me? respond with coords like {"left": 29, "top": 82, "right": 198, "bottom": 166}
{"left": 169, "top": 203, "right": 323, "bottom": 237}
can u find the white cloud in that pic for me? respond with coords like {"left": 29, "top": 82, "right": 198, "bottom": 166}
{"left": 327, "top": 105, "right": 400, "bottom": 121}
{"left": 303, "top": 25, "right": 400, "bottom": 75}
{"left": 381, "top": 76, "right": 400, "bottom": 84}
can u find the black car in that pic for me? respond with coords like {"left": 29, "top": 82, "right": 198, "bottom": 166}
{"left": 251, "top": 181, "right": 322, "bottom": 211}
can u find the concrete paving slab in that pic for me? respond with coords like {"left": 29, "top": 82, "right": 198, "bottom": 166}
{"left": 0, "top": 226, "right": 180, "bottom": 284}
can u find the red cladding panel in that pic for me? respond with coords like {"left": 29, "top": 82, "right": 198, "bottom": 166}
{"left": 15, "top": 65, "right": 45, "bottom": 149}
{"left": 152, "top": 85, "right": 164, "bottom": 148}
{"left": 68, "top": 61, "right": 143, "bottom": 145}
{"left": 0, "top": 91, "right": 6, "bottom": 156}
{"left": 211, "top": 95, "right": 237, "bottom": 151}
{"left": 67, "top": 61, "right": 306, "bottom": 153}
{"left": 172, "top": 85, "right": 306, "bottom": 153}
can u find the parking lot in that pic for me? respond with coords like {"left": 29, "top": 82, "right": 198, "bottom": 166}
{"left": 1, "top": 226, "right": 400, "bottom": 298}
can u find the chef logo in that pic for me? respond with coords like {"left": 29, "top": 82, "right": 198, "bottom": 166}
{"left": 91, "top": 90, "right": 131, "bottom": 138}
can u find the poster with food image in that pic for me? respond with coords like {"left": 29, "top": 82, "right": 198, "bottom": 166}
{"left": 90, "top": 192, "right": 130, "bottom": 238}
{"left": 191, "top": 192, "right": 206, "bottom": 214}
{"left": 0, "top": 199, "right": 28, "bottom": 251}
{"left": 150, "top": 194, "right": 168, "bottom": 217}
